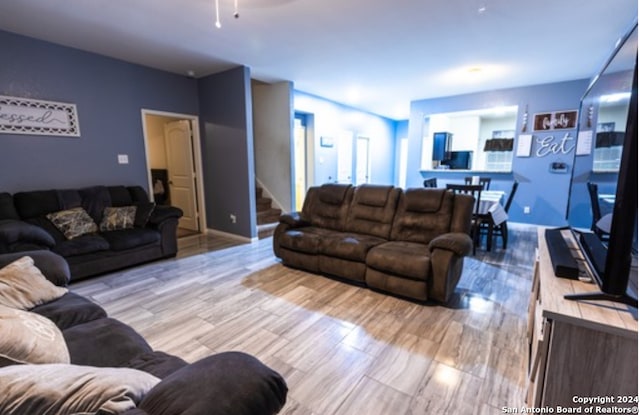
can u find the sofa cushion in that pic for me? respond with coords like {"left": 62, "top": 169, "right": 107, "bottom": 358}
{"left": 404, "top": 188, "right": 447, "bottom": 213}
{"left": 101, "top": 228, "right": 161, "bottom": 251}
{"left": 31, "top": 292, "right": 108, "bottom": 330}
{"left": 304, "top": 184, "right": 353, "bottom": 232}
{"left": 79, "top": 185, "right": 112, "bottom": 224}
{"left": 100, "top": 206, "right": 137, "bottom": 231}
{"left": 25, "top": 216, "right": 66, "bottom": 243}
{"left": 278, "top": 227, "right": 335, "bottom": 254}
{"left": 0, "top": 364, "right": 160, "bottom": 415}
{"left": 63, "top": 317, "right": 153, "bottom": 367}
{"left": 53, "top": 234, "right": 110, "bottom": 257}
{"left": 109, "top": 185, "right": 134, "bottom": 206}
{"left": 134, "top": 202, "right": 156, "bottom": 228}
{"left": 57, "top": 189, "right": 82, "bottom": 210}
{"left": 126, "top": 351, "right": 189, "bottom": 379}
{"left": 318, "top": 183, "right": 351, "bottom": 204}
{"left": 0, "top": 250, "right": 71, "bottom": 287}
{"left": 138, "top": 352, "right": 288, "bottom": 415}
{"left": 13, "top": 190, "right": 61, "bottom": 219}
{"left": 0, "top": 304, "right": 70, "bottom": 367}
{"left": 366, "top": 241, "right": 431, "bottom": 281}
{"left": 345, "top": 185, "right": 399, "bottom": 239}
{"left": 0, "top": 219, "right": 56, "bottom": 249}
{"left": 0, "top": 256, "right": 68, "bottom": 310}
{"left": 320, "top": 232, "right": 386, "bottom": 261}
{"left": 0, "top": 193, "right": 18, "bottom": 220}
{"left": 128, "top": 186, "right": 151, "bottom": 204}
{"left": 47, "top": 207, "right": 98, "bottom": 240}
{"left": 390, "top": 189, "right": 455, "bottom": 244}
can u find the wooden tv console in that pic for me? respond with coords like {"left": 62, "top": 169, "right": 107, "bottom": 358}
{"left": 527, "top": 228, "right": 638, "bottom": 408}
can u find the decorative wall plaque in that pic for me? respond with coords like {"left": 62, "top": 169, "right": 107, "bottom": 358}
{"left": 0, "top": 95, "right": 80, "bottom": 137}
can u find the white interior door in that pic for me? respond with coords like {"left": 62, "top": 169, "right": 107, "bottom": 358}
{"left": 355, "top": 136, "right": 370, "bottom": 184}
{"left": 337, "top": 130, "right": 354, "bottom": 184}
{"left": 165, "top": 120, "right": 199, "bottom": 231}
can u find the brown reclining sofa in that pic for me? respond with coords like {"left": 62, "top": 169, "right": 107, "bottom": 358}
{"left": 273, "top": 183, "right": 474, "bottom": 303}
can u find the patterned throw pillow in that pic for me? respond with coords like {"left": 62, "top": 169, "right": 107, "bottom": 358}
{"left": 99, "top": 206, "right": 137, "bottom": 231}
{"left": 0, "top": 304, "right": 71, "bottom": 367}
{"left": 46, "top": 207, "right": 98, "bottom": 240}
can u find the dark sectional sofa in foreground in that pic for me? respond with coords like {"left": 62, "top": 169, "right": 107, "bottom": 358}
{"left": 0, "top": 250, "right": 288, "bottom": 414}
{"left": 0, "top": 185, "right": 183, "bottom": 281}
{"left": 273, "top": 183, "right": 474, "bottom": 303}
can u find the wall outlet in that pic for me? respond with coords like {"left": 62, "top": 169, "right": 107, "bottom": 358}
{"left": 229, "top": 214, "right": 237, "bottom": 224}
{"left": 117, "top": 154, "right": 129, "bottom": 164}
{"left": 524, "top": 206, "right": 531, "bottom": 214}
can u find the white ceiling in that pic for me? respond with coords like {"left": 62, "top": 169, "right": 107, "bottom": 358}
{"left": 0, "top": 0, "right": 637, "bottom": 120}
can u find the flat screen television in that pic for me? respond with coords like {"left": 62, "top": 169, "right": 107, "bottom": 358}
{"left": 565, "top": 21, "right": 638, "bottom": 308}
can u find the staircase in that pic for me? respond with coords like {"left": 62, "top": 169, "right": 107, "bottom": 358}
{"left": 256, "top": 186, "right": 282, "bottom": 239}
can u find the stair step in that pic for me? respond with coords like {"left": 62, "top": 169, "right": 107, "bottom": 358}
{"left": 256, "top": 197, "right": 272, "bottom": 211}
{"left": 257, "top": 208, "right": 281, "bottom": 225}
{"left": 255, "top": 187, "right": 263, "bottom": 198}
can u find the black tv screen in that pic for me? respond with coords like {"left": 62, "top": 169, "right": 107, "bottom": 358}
{"left": 565, "top": 21, "right": 638, "bottom": 308}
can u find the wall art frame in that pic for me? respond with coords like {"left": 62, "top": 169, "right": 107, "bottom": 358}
{"left": 0, "top": 95, "right": 81, "bottom": 137}
{"left": 532, "top": 110, "right": 578, "bottom": 132}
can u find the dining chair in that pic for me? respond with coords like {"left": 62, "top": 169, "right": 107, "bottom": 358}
{"left": 423, "top": 177, "right": 438, "bottom": 188}
{"left": 587, "top": 182, "right": 610, "bottom": 242}
{"left": 464, "top": 176, "right": 491, "bottom": 190}
{"left": 479, "top": 181, "right": 519, "bottom": 250}
{"left": 446, "top": 183, "right": 483, "bottom": 255}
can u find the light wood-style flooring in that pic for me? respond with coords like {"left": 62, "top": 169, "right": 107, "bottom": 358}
{"left": 71, "top": 224, "right": 538, "bottom": 415}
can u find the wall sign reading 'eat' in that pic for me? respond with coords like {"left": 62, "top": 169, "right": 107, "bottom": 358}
{"left": 535, "top": 133, "right": 574, "bottom": 157}
{"left": 0, "top": 95, "right": 80, "bottom": 137}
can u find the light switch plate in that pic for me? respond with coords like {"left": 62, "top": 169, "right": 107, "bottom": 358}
{"left": 117, "top": 154, "right": 129, "bottom": 164}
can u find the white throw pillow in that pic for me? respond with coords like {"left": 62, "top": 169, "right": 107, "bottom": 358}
{"left": 0, "top": 363, "right": 160, "bottom": 414}
{"left": 0, "top": 304, "right": 70, "bottom": 366}
{"left": 0, "top": 256, "right": 68, "bottom": 310}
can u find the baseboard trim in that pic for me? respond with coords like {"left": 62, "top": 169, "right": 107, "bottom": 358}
{"left": 206, "top": 228, "right": 258, "bottom": 243}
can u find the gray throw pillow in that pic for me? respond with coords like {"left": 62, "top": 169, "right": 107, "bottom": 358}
{"left": 0, "top": 363, "right": 160, "bottom": 414}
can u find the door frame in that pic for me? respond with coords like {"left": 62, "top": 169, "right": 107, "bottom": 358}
{"left": 141, "top": 109, "right": 207, "bottom": 233}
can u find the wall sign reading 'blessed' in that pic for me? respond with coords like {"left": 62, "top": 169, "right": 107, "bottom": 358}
{"left": 0, "top": 95, "right": 80, "bottom": 137}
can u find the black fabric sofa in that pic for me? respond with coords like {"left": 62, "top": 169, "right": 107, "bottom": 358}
{"left": 0, "top": 250, "right": 288, "bottom": 414}
{"left": 0, "top": 185, "right": 183, "bottom": 281}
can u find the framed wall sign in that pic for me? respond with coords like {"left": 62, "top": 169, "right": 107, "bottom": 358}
{"left": 533, "top": 110, "right": 578, "bottom": 132}
{"left": 0, "top": 95, "right": 81, "bottom": 137}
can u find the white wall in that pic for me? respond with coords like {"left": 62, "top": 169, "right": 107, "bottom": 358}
{"left": 294, "top": 91, "right": 396, "bottom": 186}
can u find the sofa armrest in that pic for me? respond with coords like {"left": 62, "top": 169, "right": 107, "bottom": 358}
{"left": 147, "top": 206, "right": 183, "bottom": 226}
{"left": 0, "top": 250, "right": 70, "bottom": 286}
{"left": 0, "top": 219, "right": 56, "bottom": 253}
{"left": 137, "top": 351, "right": 287, "bottom": 415}
{"left": 278, "top": 212, "right": 309, "bottom": 228}
{"left": 428, "top": 232, "right": 473, "bottom": 257}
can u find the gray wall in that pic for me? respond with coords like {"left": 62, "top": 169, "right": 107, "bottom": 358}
{"left": 252, "top": 81, "right": 294, "bottom": 210}
{"left": 0, "top": 30, "right": 199, "bottom": 193}
{"left": 198, "top": 67, "right": 256, "bottom": 238}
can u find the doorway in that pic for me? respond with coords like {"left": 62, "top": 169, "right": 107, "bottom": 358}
{"left": 293, "top": 114, "right": 307, "bottom": 211}
{"left": 355, "top": 136, "right": 370, "bottom": 185}
{"left": 337, "top": 131, "right": 371, "bottom": 185}
{"left": 141, "top": 110, "right": 206, "bottom": 236}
